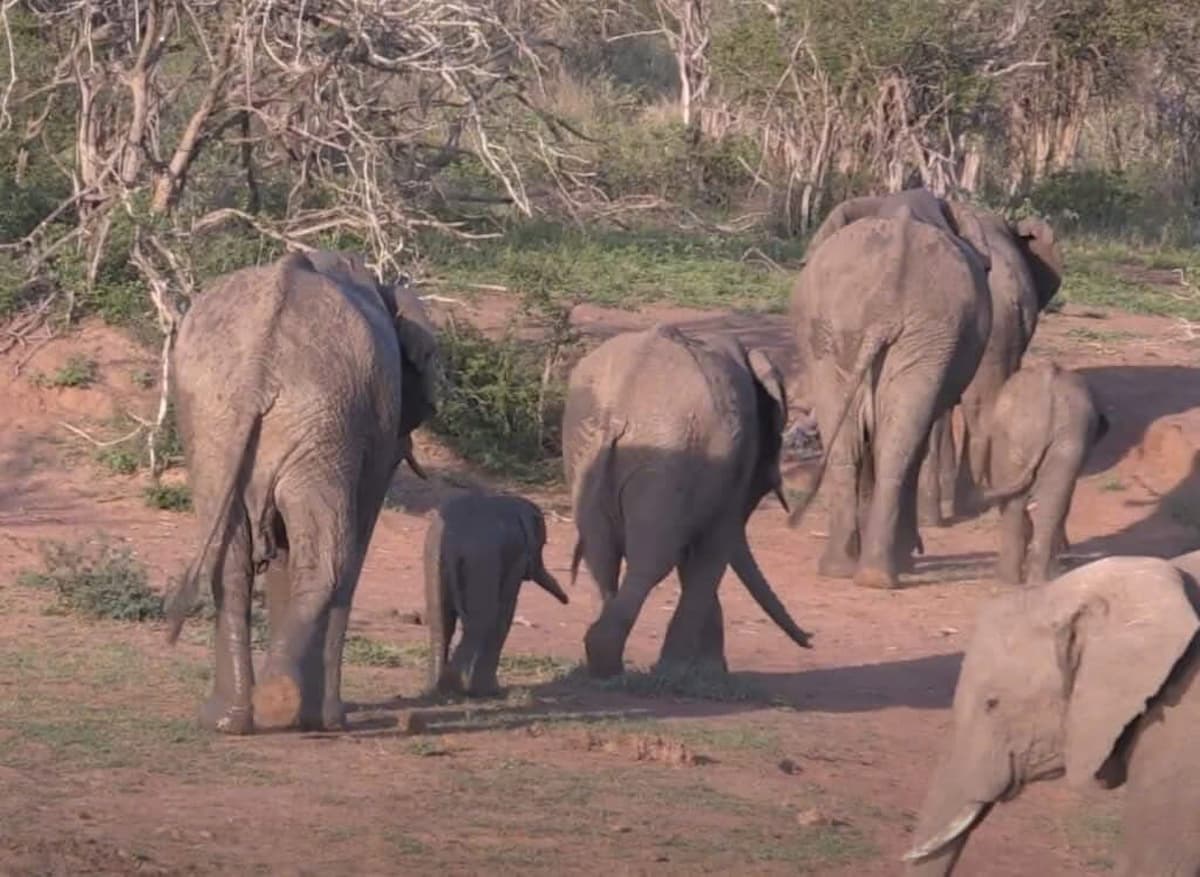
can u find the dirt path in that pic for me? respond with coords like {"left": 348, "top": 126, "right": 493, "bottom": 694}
{"left": 1, "top": 299, "right": 1198, "bottom": 874}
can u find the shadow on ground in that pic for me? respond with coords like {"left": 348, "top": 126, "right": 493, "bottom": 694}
{"left": 339, "top": 650, "right": 963, "bottom": 740}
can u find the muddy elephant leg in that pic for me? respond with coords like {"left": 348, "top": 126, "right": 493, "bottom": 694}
{"left": 857, "top": 368, "right": 943, "bottom": 590}
{"left": 659, "top": 535, "right": 730, "bottom": 673}
{"left": 200, "top": 517, "right": 256, "bottom": 735}
{"left": 995, "top": 497, "right": 1030, "bottom": 585}
{"left": 253, "top": 479, "right": 361, "bottom": 732}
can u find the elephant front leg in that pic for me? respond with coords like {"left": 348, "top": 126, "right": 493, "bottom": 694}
{"left": 466, "top": 575, "right": 521, "bottom": 698}
{"left": 200, "top": 524, "right": 256, "bottom": 735}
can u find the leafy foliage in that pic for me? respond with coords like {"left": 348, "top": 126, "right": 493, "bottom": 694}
{"left": 17, "top": 538, "right": 163, "bottom": 622}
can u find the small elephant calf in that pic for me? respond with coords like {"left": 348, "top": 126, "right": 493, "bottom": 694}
{"left": 982, "top": 360, "right": 1108, "bottom": 584}
{"left": 424, "top": 492, "right": 568, "bottom": 696}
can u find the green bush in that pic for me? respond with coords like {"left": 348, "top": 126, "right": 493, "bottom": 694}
{"left": 17, "top": 538, "right": 164, "bottom": 622}
{"left": 431, "top": 320, "right": 566, "bottom": 483}
{"left": 143, "top": 483, "right": 193, "bottom": 512}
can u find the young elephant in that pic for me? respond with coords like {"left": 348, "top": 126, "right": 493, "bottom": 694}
{"left": 424, "top": 492, "right": 568, "bottom": 696}
{"left": 903, "top": 554, "right": 1200, "bottom": 876}
{"left": 563, "top": 323, "right": 812, "bottom": 678}
{"left": 981, "top": 361, "right": 1108, "bottom": 584}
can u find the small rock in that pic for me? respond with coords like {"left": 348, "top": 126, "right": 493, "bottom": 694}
{"left": 395, "top": 610, "right": 424, "bottom": 626}
{"left": 795, "top": 807, "right": 845, "bottom": 828}
{"left": 778, "top": 758, "right": 802, "bottom": 776}
{"left": 655, "top": 855, "right": 670, "bottom": 863}
{"left": 405, "top": 712, "right": 429, "bottom": 734}
{"left": 197, "top": 831, "right": 213, "bottom": 841}
{"left": 525, "top": 722, "right": 545, "bottom": 738}
{"left": 939, "top": 626, "right": 959, "bottom": 637}
{"left": 610, "top": 825, "right": 632, "bottom": 834}
{"left": 513, "top": 615, "right": 534, "bottom": 628}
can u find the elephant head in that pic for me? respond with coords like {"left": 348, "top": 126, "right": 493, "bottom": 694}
{"left": 305, "top": 249, "right": 441, "bottom": 475}
{"left": 514, "top": 498, "right": 568, "bottom": 604}
{"left": 1011, "top": 216, "right": 1062, "bottom": 310}
{"left": 904, "top": 555, "right": 1200, "bottom": 874}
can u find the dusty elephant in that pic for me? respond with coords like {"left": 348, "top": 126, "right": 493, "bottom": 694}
{"left": 562, "top": 324, "right": 813, "bottom": 678}
{"left": 790, "top": 194, "right": 993, "bottom": 589}
{"left": 918, "top": 204, "right": 1063, "bottom": 525}
{"left": 164, "top": 249, "right": 440, "bottom": 734}
{"left": 903, "top": 554, "right": 1200, "bottom": 876}
{"left": 979, "top": 361, "right": 1108, "bottom": 584}
{"left": 424, "top": 492, "right": 568, "bottom": 697}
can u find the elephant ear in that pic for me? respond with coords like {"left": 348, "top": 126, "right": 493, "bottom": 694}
{"left": 1046, "top": 556, "right": 1200, "bottom": 790}
{"left": 391, "top": 283, "right": 442, "bottom": 435}
{"left": 1013, "top": 216, "right": 1063, "bottom": 310}
{"left": 746, "top": 347, "right": 787, "bottom": 438}
{"left": 942, "top": 200, "right": 993, "bottom": 274}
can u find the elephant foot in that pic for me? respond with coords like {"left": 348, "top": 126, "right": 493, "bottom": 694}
{"left": 252, "top": 674, "right": 302, "bottom": 731}
{"left": 654, "top": 655, "right": 728, "bottom": 678}
{"left": 300, "top": 699, "right": 347, "bottom": 733}
{"left": 584, "top": 623, "right": 626, "bottom": 679}
{"left": 854, "top": 566, "right": 898, "bottom": 590}
{"left": 465, "top": 678, "right": 502, "bottom": 699}
{"left": 198, "top": 695, "right": 254, "bottom": 736}
{"left": 817, "top": 552, "right": 858, "bottom": 579}
{"left": 918, "top": 509, "right": 945, "bottom": 528}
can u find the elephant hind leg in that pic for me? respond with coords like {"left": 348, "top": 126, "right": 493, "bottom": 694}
{"left": 200, "top": 510, "right": 256, "bottom": 735}
{"left": 658, "top": 535, "right": 730, "bottom": 673}
{"left": 995, "top": 497, "right": 1031, "bottom": 585}
{"left": 814, "top": 390, "right": 864, "bottom": 580}
{"left": 1024, "top": 444, "right": 1086, "bottom": 584}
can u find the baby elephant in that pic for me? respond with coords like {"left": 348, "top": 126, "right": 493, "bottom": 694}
{"left": 981, "top": 360, "right": 1108, "bottom": 584}
{"left": 424, "top": 492, "right": 568, "bottom": 696}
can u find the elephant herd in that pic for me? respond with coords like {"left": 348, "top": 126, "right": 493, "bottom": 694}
{"left": 158, "top": 192, "right": 1197, "bottom": 875}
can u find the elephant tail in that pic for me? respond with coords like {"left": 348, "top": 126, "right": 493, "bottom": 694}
{"left": 787, "top": 325, "right": 896, "bottom": 528}
{"left": 163, "top": 407, "right": 269, "bottom": 645}
{"left": 977, "top": 446, "right": 1045, "bottom": 508}
{"left": 730, "top": 530, "right": 812, "bottom": 649}
{"left": 569, "top": 538, "right": 584, "bottom": 586}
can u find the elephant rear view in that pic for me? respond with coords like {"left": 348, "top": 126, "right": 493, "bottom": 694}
{"left": 791, "top": 211, "right": 992, "bottom": 589}
{"left": 423, "top": 492, "right": 568, "bottom": 697}
{"left": 562, "top": 324, "right": 812, "bottom": 678}
{"left": 981, "top": 360, "right": 1108, "bottom": 584}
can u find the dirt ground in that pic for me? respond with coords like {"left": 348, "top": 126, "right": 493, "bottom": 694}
{"left": 3, "top": 293, "right": 1200, "bottom": 875}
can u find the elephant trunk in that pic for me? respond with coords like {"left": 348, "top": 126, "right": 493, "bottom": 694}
{"left": 729, "top": 530, "right": 812, "bottom": 648}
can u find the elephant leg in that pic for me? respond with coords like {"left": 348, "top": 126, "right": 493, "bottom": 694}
{"left": 698, "top": 594, "right": 726, "bottom": 672}
{"left": 468, "top": 574, "right": 521, "bottom": 697}
{"left": 954, "top": 396, "right": 988, "bottom": 517}
{"left": 659, "top": 535, "right": 729, "bottom": 673}
{"left": 995, "top": 497, "right": 1030, "bottom": 585}
{"left": 1024, "top": 446, "right": 1085, "bottom": 585}
{"left": 585, "top": 536, "right": 676, "bottom": 679}
{"left": 583, "top": 535, "right": 621, "bottom": 603}
{"left": 857, "top": 367, "right": 943, "bottom": 590}
{"left": 431, "top": 591, "right": 459, "bottom": 693}
{"left": 199, "top": 515, "right": 256, "bottom": 735}
{"left": 254, "top": 478, "right": 361, "bottom": 732}
{"left": 917, "top": 413, "right": 949, "bottom": 527}
{"left": 816, "top": 406, "right": 863, "bottom": 579}
{"left": 937, "top": 408, "right": 958, "bottom": 519}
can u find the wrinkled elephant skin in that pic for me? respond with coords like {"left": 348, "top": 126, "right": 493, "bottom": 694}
{"left": 905, "top": 555, "right": 1200, "bottom": 876}
{"left": 791, "top": 191, "right": 992, "bottom": 589}
{"left": 164, "top": 249, "right": 440, "bottom": 734}
{"left": 562, "top": 324, "right": 812, "bottom": 678}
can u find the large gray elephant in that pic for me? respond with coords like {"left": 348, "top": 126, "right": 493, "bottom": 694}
{"left": 791, "top": 191, "right": 992, "bottom": 589}
{"left": 424, "top": 492, "right": 568, "bottom": 697}
{"left": 980, "top": 361, "right": 1108, "bottom": 584}
{"left": 164, "top": 249, "right": 440, "bottom": 734}
{"left": 918, "top": 204, "right": 1063, "bottom": 525}
{"left": 562, "top": 324, "right": 813, "bottom": 678}
{"left": 903, "top": 554, "right": 1200, "bottom": 876}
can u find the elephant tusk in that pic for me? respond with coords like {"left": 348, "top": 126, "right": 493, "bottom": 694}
{"left": 901, "top": 802, "right": 985, "bottom": 862}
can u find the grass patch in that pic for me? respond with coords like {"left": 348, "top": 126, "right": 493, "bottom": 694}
{"left": 40, "top": 354, "right": 99, "bottom": 388}
{"left": 143, "top": 482, "right": 193, "bottom": 512}
{"left": 421, "top": 221, "right": 803, "bottom": 312}
{"left": 16, "top": 537, "right": 163, "bottom": 621}
{"left": 343, "top": 635, "right": 427, "bottom": 668}
{"left": 1059, "top": 238, "right": 1200, "bottom": 320}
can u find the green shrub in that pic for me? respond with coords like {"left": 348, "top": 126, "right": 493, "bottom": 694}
{"left": 143, "top": 483, "right": 193, "bottom": 512}
{"left": 46, "top": 355, "right": 98, "bottom": 389}
{"left": 431, "top": 320, "right": 566, "bottom": 483}
{"left": 17, "top": 538, "right": 164, "bottom": 622}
